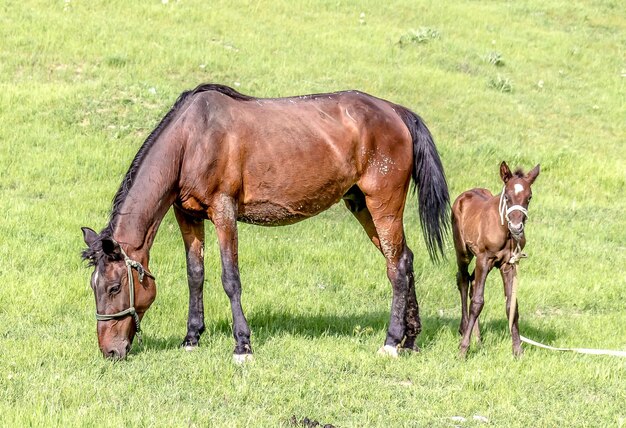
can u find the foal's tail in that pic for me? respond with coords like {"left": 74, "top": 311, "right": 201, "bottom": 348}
{"left": 396, "top": 107, "right": 450, "bottom": 262}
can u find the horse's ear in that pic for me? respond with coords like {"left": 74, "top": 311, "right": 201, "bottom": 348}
{"left": 101, "top": 237, "right": 121, "bottom": 258}
{"left": 82, "top": 227, "right": 99, "bottom": 247}
{"left": 526, "top": 164, "right": 540, "bottom": 184}
{"left": 499, "top": 161, "right": 512, "bottom": 183}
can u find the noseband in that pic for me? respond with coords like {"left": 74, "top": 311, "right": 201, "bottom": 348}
{"left": 498, "top": 187, "right": 529, "bottom": 238}
{"left": 95, "top": 243, "right": 154, "bottom": 343}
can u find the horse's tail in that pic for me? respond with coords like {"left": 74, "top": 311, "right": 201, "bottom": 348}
{"left": 396, "top": 107, "right": 450, "bottom": 262}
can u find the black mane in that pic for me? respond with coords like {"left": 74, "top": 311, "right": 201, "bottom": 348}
{"left": 102, "top": 84, "right": 252, "bottom": 237}
{"left": 83, "top": 84, "right": 252, "bottom": 263}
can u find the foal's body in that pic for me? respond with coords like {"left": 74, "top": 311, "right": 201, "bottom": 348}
{"left": 452, "top": 162, "right": 539, "bottom": 357}
{"left": 82, "top": 84, "right": 449, "bottom": 360}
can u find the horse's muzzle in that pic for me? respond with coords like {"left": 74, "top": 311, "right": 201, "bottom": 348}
{"left": 102, "top": 341, "right": 131, "bottom": 360}
{"left": 508, "top": 222, "right": 524, "bottom": 237}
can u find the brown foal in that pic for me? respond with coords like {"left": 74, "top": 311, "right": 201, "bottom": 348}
{"left": 452, "top": 161, "right": 540, "bottom": 357}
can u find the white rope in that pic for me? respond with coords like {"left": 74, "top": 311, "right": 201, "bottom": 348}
{"left": 509, "top": 256, "right": 626, "bottom": 358}
{"left": 519, "top": 335, "right": 626, "bottom": 357}
{"left": 499, "top": 187, "right": 528, "bottom": 226}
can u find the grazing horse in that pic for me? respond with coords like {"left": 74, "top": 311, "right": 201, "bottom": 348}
{"left": 81, "top": 83, "right": 449, "bottom": 360}
{"left": 452, "top": 161, "right": 539, "bottom": 357}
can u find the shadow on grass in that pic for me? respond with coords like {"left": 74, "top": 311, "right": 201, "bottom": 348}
{"left": 138, "top": 309, "right": 558, "bottom": 356}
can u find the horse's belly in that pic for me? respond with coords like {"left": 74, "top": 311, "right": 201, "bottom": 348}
{"left": 237, "top": 198, "right": 339, "bottom": 226}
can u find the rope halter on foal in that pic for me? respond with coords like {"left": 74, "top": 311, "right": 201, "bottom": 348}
{"left": 498, "top": 187, "right": 529, "bottom": 231}
{"left": 94, "top": 242, "right": 154, "bottom": 344}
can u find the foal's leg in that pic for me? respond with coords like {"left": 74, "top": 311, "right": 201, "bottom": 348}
{"left": 211, "top": 195, "right": 252, "bottom": 362}
{"left": 452, "top": 219, "right": 472, "bottom": 338}
{"left": 500, "top": 264, "right": 523, "bottom": 356}
{"left": 455, "top": 262, "right": 471, "bottom": 336}
{"left": 468, "top": 270, "right": 481, "bottom": 344}
{"left": 459, "top": 256, "right": 491, "bottom": 358}
{"left": 174, "top": 206, "right": 206, "bottom": 349}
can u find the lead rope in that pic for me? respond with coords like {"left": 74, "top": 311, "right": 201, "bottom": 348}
{"left": 508, "top": 244, "right": 626, "bottom": 357}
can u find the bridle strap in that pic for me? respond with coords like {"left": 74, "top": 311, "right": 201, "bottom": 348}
{"left": 94, "top": 242, "right": 154, "bottom": 344}
{"left": 499, "top": 187, "right": 529, "bottom": 226}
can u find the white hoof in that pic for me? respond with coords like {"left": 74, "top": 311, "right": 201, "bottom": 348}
{"left": 233, "top": 353, "right": 254, "bottom": 364}
{"left": 184, "top": 345, "right": 198, "bottom": 352}
{"left": 377, "top": 345, "right": 399, "bottom": 358}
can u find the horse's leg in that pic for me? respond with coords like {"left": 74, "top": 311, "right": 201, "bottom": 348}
{"left": 366, "top": 197, "right": 414, "bottom": 357}
{"left": 500, "top": 264, "right": 523, "bottom": 356}
{"left": 211, "top": 196, "right": 252, "bottom": 363}
{"left": 456, "top": 266, "right": 469, "bottom": 336}
{"left": 468, "top": 270, "right": 481, "bottom": 344}
{"left": 344, "top": 192, "right": 420, "bottom": 354}
{"left": 401, "top": 256, "right": 421, "bottom": 353}
{"left": 459, "top": 256, "right": 491, "bottom": 358}
{"left": 174, "top": 206, "right": 206, "bottom": 349}
{"left": 452, "top": 218, "right": 472, "bottom": 337}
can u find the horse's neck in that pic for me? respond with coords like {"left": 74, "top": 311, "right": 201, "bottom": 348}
{"left": 113, "top": 138, "right": 182, "bottom": 254}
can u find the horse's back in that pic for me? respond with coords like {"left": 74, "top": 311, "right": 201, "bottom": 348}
{"left": 178, "top": 88, "right": 413, "bottom": 225}
{"left": 452, "top": 188, "right": 492, "bottom": 216}
{"left": 451, "top": 188, "right": 494, "bottom": 254}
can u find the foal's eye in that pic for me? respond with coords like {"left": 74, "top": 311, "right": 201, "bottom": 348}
{"left": 108, "top": 284, "right": 121, "bottom": 295}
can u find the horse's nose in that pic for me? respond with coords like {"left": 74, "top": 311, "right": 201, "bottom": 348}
{"left": 509, "top": 222, "right": 524, "bottom": 235}
{"left": 102, "top": 341, "right": 130, "bottom": 360}
{"left": 104, "top": 348, "right": 121, "bottom": 359}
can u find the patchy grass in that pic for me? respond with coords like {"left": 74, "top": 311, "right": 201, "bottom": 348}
{"left": 0, "top": 0, "right": 624, "bottom": 427}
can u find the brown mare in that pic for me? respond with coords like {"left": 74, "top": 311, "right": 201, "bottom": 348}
{"left": 81, "top": 83, "right": 449, "bottom": 360}
{"left": 452, "top": 161, "right": 539, "bottom": 357}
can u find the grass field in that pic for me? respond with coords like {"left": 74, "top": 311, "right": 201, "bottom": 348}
{"left": 1, "top": 0, "right": 625, "bottom": 426}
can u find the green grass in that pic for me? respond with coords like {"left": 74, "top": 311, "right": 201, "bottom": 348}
{"left": 1, "top": 0, "right": 625, "bottom": 426}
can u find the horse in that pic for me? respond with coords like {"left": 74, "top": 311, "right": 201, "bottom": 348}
{"left": 451, "top": 161, "right": 539, "bottom": 357}
{"left": 81, "top": 83, "right": 450, "bottom": 361}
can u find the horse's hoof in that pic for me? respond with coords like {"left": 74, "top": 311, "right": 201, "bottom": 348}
{"left": 513, "top": 346, "right": 524, "bottom": 358}
{"left": 184, "top": 345, "right": 198, "bottom": 352}
{"left": 401, "top": 344, "right": 420, "bottom": 353}
{"left": 377, "top": 345, "right": 399, "bottom": 358}
{"left": 458, "top": 346, "right": 469, "bottom": 360}
{"left": 233, "top": 353, "right": 254, "bottom": 364}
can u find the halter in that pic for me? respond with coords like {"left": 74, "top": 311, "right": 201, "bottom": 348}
{"left": 94, "top": 242, "right": 154, "bottom": 344}
{"left": 498, "top": 187, "right": 529, "bottom": 231}
{"left": 498, "top": 186, "right": 529, "bottom": 265}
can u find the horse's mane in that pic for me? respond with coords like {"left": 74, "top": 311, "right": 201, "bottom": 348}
{"left": 513, "top": 168, "right": 525, "bottom": 178}
{"left": 100, "top": 84, "right": 252, "bottom": 239}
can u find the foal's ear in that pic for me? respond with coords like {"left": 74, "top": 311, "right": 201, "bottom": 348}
{"left": 101, "top": 237, "right": 121, "bottom": 258}
{"left": 526, "top": 164, "right": 540, "bottom": 184}
{"left": 82, "top": 227, "right": 99, "bottom": 247}
{"left": 499, "top": 161, "right": 512, "bottom": 183}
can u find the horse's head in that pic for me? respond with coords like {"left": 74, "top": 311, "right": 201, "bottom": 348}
{"left": 499, "top": 161, "right": 540, "bottom": 239}
{"left": 81, "top": 227, "right": 156, "bottom": 359}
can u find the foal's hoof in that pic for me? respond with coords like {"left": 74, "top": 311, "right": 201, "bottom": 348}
{"left": 512, "top": 346, "right": 524, "bottom": 358}
{"left": 458, "top": 346, "right": 469, "bottom": 360}
{"left": 377, "top": 345, "right": 399, "bottom": 358}
{"left": 233, "top": 353, "right": 254, "bottom": 364}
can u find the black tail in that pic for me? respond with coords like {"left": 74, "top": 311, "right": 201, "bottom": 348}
{"left": 397, "top": 107, "right": 450, "bottom": 262}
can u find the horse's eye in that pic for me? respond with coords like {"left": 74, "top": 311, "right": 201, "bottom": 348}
{"left": 528, "top": 196, "right": 532, "bottom": 202}
{"left": 108, "top": 284, "right": 121, "bottom": 295}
